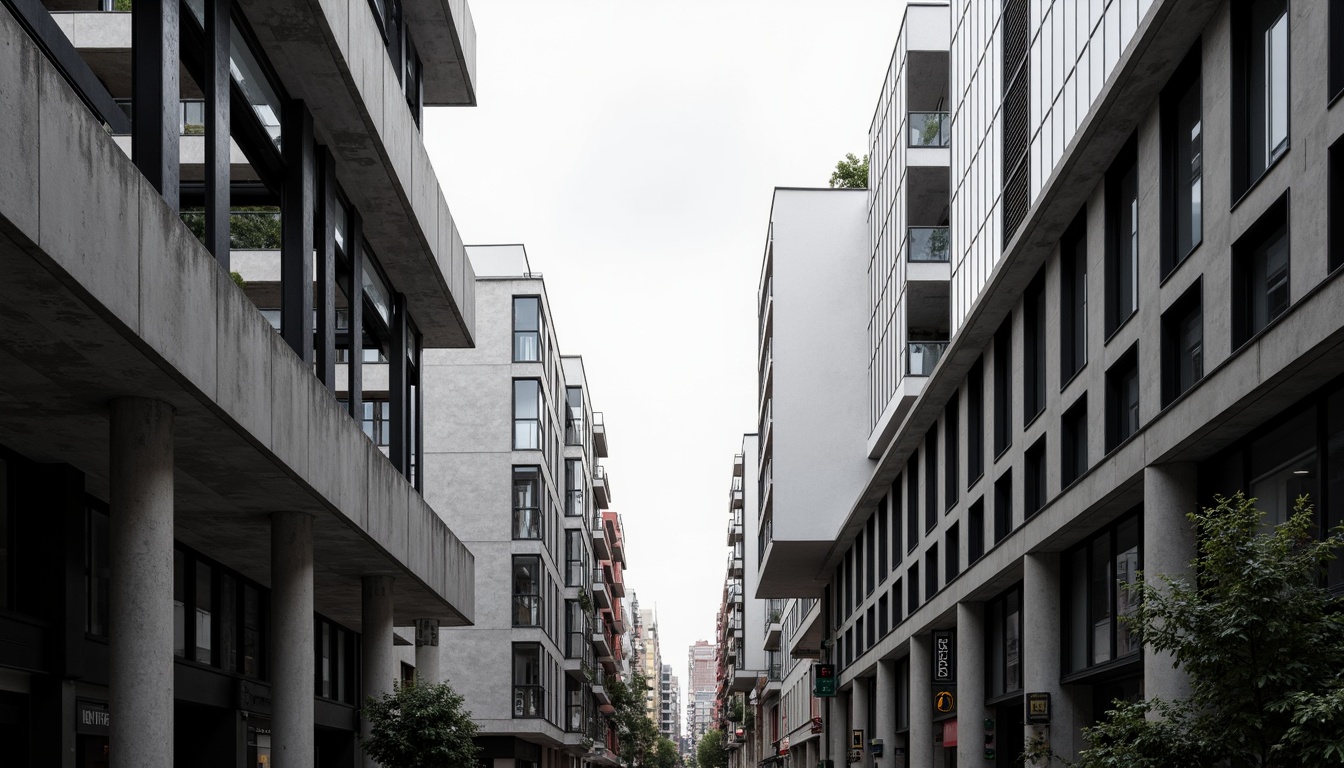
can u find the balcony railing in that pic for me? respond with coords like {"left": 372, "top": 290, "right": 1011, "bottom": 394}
{"left": 907, "top": 341, "right": 949, "bottom": 377}
{"left": 909, "top": 111, "right": 951, "bottom": 147}
{"left": 907, "top": 226, "right": 951, "bottom": 263}
{"left": 767, "top": 663, "right": 782, "bottom": 681}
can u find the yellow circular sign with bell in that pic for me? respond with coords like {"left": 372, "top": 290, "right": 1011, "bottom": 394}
{"left": 934, "top": 690, "right": 955, "bottom": 713}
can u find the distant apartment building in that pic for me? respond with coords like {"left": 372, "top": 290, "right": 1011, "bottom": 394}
{"left": 659, "top": 663, "right": 681, "bottom": 744}
{"left": 0, "top": 2, "right": 480, "bottom": 766}
{"left": 686, "top": 640, "right": 719, "bottom": 750}
{"left": 427, "top": 245, "right": 622, "bottom": 768}
{"left": 755, "top": 1, "right": 1344, "bottom": 767}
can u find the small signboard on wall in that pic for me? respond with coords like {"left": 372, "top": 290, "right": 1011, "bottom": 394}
{"left": 932, "top": 629, "right": 956, "bottom": 683}
{"left": 1027, "top": 692, "right": 1052, "bottom": 724}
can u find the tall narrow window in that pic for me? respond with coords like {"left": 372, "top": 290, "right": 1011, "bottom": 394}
{"left": 513, "top": 466, "right": 542, "bottom": 539}
{"left": 907, "top": 565, "right": 920, "bottom": 613}
{"left": 1061, "top": 397, "right": 1089, "bottom": 488}
{"left": 924, "top": 545, "right": 939, "bottom": 600}
{"left": 564, "top": 459, "right": 582, "bottom": 517}
{"left": 512, "top": 556, "right": 541, "bottom": 626}
{"left": 945, "top": 524, "right": 960, "bottom": 583}
{"left": 1162, "top": 281, "right": 1204, "bottom": 405}
{"left": 1333, "top": 139, "right": 1344, "bottom": 274}
{"left": 994, "top": 319, "right": 1013, "bottom": 455}
{"left": 1233, "top": 0, "right": 1290, "bottom": 193}
{"left": 968, "top": 498, "right": 985, "bottom": 562}
{"left": 1163, "top": 45, "right": 1203, "bottom": 274}
{"left": 945, "top": 398, "right": 960, "bottom": 509}
{"left": 865, "top": 515, "right": 876, "bottom": 596}
{"left": 1024, "top": 271, "right": 1046, "bottom": 421}
{"left": 986, "top": 585, "right": 1023, "bottom": 698}
{"left": 891, "top": 476, "right": 904, "bottom": 567}
{"left": 906, "top": 454, "right": 920, "bottom": 552}
{"left": 968, "top": 359, "right": 985, "bottom": 485}
{"left": 924, "top": 428, "right": 938, "bottom": 532}
{"left": 1232, "top": 194, "right": 1290, "bottom": 349}
{"left": 1106, "top": 137, "right": 1139, "bottom": 334}
{"left": 0, "top": 458, "right": 6, "bottom": 610}
{"left": 1106, "top": 345, "right": 1141, "bottom": 452}
{"left": 565, "top": 387, "right": 584, "bottom": 445}
{"left": 513, "top": 379, "right": 543, "bottom": 450}
{"left": 512, "top": 644, "right": 544, "bottom": 717}
{"left": 1061, "top": 214, "right": 1088, "bottom": 380}
{"left": 513, "top": 297, "right": 543, "bottom": 362}
{"left": 1333, "top": 0, "right": 1344, "bottom": 102}
{"left": 994, "top": 472, "right": 1013, "bottom": 543}
{"left": 564, "top": 530, "right": 585, "bottom": 587}
{"left": 1025, "top": 437, "right": 1047, "bottom": 517}
{"left": 877, "top": 495, "right": 889, "bottom": 582}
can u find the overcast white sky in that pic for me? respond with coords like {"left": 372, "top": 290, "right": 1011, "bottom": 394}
{"left": 424, "top": 0, "right": 908, "bottom": 721}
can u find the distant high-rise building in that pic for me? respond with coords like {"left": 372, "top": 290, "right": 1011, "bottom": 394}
{"left": 659, "top": 663, "right": 681, "bottom": 743}
{"left": 687, "top": 640, "right": 719, "bottom": 750}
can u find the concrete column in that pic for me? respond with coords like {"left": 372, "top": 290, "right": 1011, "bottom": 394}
{"left": 955, "top": 603, "right": 986, "bottom": 768}
{"left": 827, "top": 691, "right": 848, "bottom": 766}
{"left": 361, "top": 575, "right": 395, "bottom": 768}
{"left": 875, "top": 660, "right": 897, "bottom": 768}
{"left": 1022, "top": 553, "right": 1076, "bottom": 764}
{"left": 1143, "top": 464, "right": 1197, "bottom": 704}
{"left": 414, "top": 618, "right": 441, "bottom": 684}
{"left": 852, "top": 675, "right": 870, "bottom": 766}
{"left": 271, "top": 512, "right": 314, "bottom": 768}
{"left": 908, "top": 634, "right": 934, "bottom": 768}
{"left": 108, "top": 398, "right": 174, "bottom": 768}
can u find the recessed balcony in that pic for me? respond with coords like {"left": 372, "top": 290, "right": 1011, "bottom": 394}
{"left": 592, "top": 411, "right": 608, "bottom": 457}
{"left": 593, "top": 465, "right": 611, "bottom": 509}
{"left": 907, "top": 341, "right": 949, "bottom": 377}
{"left": 908, "top": 112, "right": 951, "bottom": 148}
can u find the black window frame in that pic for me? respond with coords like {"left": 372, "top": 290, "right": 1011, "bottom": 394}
{"left": 1333, "top": 137, "right": 1344, "bottom": 274}
{"left": 1025, "top": 436, "right": 1047, "bottom": 517}
{"left": 1105, "top": 135, "right": 1140, "bottom": 336}
{"left": 1062, "top": 511, "right": 1142, "bottom": 677}
{"left": 1161, "top": 279, "right": 1205, "bottom": 406}
{"left": 945, "top": 523, "right": 961, "bottom": 583}
{"left": 925, "top": 427, "right": 939, "bottom": 532}
{"left": 512, "top": 465, "right": 543, "bottom": 540}
{"left": 513, "top": 296, "right": 545, "bottom": 363}
{"left": 877, "top": 495, "right": 889, "bottom": 583}
{"left": 891, "top": 476, "right": 904, "bottom": 568}
{"left": 945, "top": 397, "right": 960, "bottom": 509}
{"left": 924, "top": 544, "right": 939, "bottom": 601}
{"left": 968, "top": 497, "right": 985, "bottom": 562}
{"left": 1332, "top": 0, "right": 1344, "bottom": 104}
{"left": 1105, "top": 344, "right": 1141, "bottom": 453}
{"left": 1231, "top": 0, "right": 1291, "bottom": 198}
{"left": 512, "top": 643, "right": 545, "bottom": 719}
{"left": 512, "top": 378, "right": 545, "bottom": 451}
{"left": 1060, "top": 212, "right": 1089, "bottom": 382}
{"left": 907, "top": 455, "right": 920, "bottom": 554}
{"left": 994, "top": 471, "right": 1013, "bottom": 544}
{"left": 1231, "top": 192, "right": 1291, "bottom": 350}
{"left": 985, "top": 584, "right": 1024, "bottom": 700}
{"left": 1061, "top": 396, "right": 1089, "bottom": 488}
{"left": 1162, "top": 43, "right": 1204, "bottom": 276}
{"left": 993, "top": 320, "right": 1013, "bottom": 456}
{"left": 968, "top": 358, "right": 986, "bottom": 485}
{"left": 512, "top": 555, "right": 542, "bottom": 627}
{"left": 1024, "top": 270, "right": 1047, "bottom": 422}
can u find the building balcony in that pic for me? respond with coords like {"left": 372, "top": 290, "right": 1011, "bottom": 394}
{"left": 607, "top": 516, "right": 626, "bottom": 567}
{"left": 605, "top": 563, "right": 626, "bottom": 599}
{"left": 591, "top": 577, "right": 610, "bottom": 610}
{"left": 728, "top": 553, "right": 743, "bottom": 579}
{"left": 907, "top": 226, "right": 950, "bottom": 263}
{"left": 727, "top": 666, "right": 758, "bottom": 693}
{"left": 733, "top": 452, "right": 744, "bottom": 477}
{"left": 908, "top": 111, "right": 951, "bottom": 147}
{"left": 763, "top": 601, "right": 783, "bottom": 651}
{"left": 594, "top": 626, "right": 615, "bottom": 663}
{"left": 727, "top": 512, "right": 743, "bottom": 547}
{"left": 593, "top": 465, "right": 611, "bottom": 509}
{"left": 907, "top": 341, "right": 949, "bottom": 377}
{"left": 592, "top": 411, "right": 608, "bottom": 457}
{"left": 592, "top": 513, "right": 611, "bottom": 561}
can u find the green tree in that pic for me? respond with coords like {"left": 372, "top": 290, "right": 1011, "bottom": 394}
{"left": 696, "top": 729, "right": 728, "bottom": 768}
{"left": 828, "top": 153, "right": 869, "bottom": 189}
{"left": 652, "top": 737, "right": 680, "bottom": 768}
{"left": 359, "top": 680, "right": 480, "bottom": 768}
{"left": 1074, "top": 494, "right": 1344, "bottom": 768}
{"left": 608, "top": 672, "right": 661, "bottom": 766}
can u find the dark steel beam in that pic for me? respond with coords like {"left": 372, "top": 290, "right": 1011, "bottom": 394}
{"left": 204, "top": 0, "right": 232, "bottom": 268}
{"left": 389, "top": 294, "right": 409, "bottom": 476}
{"left": 280, "top": 100, "right": 314, "bottom": 362}
{"left": 347, "top": 213, "right": 365, "bottom": 422}
{"left": 316, "top": 147, "right": 337, "bottom": 389}
{"left": 132, "top": 0, "right": 180, "bottom": 208}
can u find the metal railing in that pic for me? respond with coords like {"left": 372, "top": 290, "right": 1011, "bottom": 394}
{"left": 907, "top": 341, "right": 949, "bottom": 377}
{"left": 907, "top": 226, "right": 951, "bottom": 263}
{"left": 909, "top": 111, "right": 951, "bottom": 147}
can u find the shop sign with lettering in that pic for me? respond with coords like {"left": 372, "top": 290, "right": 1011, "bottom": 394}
{"left": 1027, "top": 692, "right": 1052, "bottom": 724}
{"left": 932, "top": 629, "right": 956, "bottom": 684}
{"left": 76, "top": 700, "right": 109, "bottom": 735}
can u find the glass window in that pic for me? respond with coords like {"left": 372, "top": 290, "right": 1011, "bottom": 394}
{"left": 1235, "top": 0, "right": 1290, "bottom": 191}
{"left": 1165, "top": 46, "right": 1203, "bottom": 270}
{"left": 1249, "top": 407, "right": 1318, "bottom": 529}
{"left": 968, "top": 498, "right": 985, "bottom": 562}
{"left": 1162, "top": 282, "right": 1204, "bottom": 405}
{"left": 564, "top": 459, "right": 583, "bottom": 517}
{"left": 243, "top": 583, "right": 263, "bottom": 679}
{"left": 1025, "top": 437, "right": 1047, "bottom": 516}
{"left": 1024, "top": 272, "right": 1047, "bottom": 421}
{"left": 564, "top": 529, "right": 585, "bottom": 587}
{"left": 1106, "top": 346, "right": 1140, "bottom": 451}
{"left": 994, "top": 471, "right": 1013, "bottom": 543}
{"left": 220, "top": 573, "right": 237, "bottom": 674}
{"left": 174, "top": 550, "right": 186, "bottom": 657}
{"left": 877, "top": 495, "right": 889, "bottom": 580}
{"left": 906, "top": 452, "right": 920, "bottom": 552}
{"left": 1061, "top": 215, "right": 1088, "bottom": 379}
{"left": 513, "top": 297, "right": 543, "bottom": 363}
{"left": 945, "top": 524, "right": 960, "bottom": 583}
{"left": 1332, "top": 139, "right": 1343, "bottom": 274}
{"left": 945, "top": 399, "right": 960, "bottom": 509}
{"left": 359, "top": 399, "right": 391, "bottom": 447}
{"left": 925, "top": 428, "right": 939, "bottom": 532}
{"left": 1106, "top": 138, "right": 1139, "bottom": 333}
{"left": 994, "top": 319, "right": 1013, "bottom": 455}
{"left": 968, "top": 359, "right": 985, "bottom": 485}
{"left": 1232, "top": 195, "right": 1290, "bottom": 349}
{"left": 1265, "top": 11, "right": 1289, "bottom": 164}
{"left": 86, "top": 506, "right": 110, "bottom": 637}
{"left": 0, "top": 458, "right": 5, "bottom": 610}
{"left": 512, "top": 466, "right": 542, "bottom": 540}
{"left": 1328, "top": 389, "right": 1344, "bottom": 589}
{"left": 1064, "top": 512, "right": 1142, "bottom": 673}
{"left": 513, "top": 379, "right": 543, "bottom": 450}
{"left": 986, "top": 584, "right": 1023, "bottom": 698}
{"left": 512, "top": 556, "right": 541, "bottom": 627}
{"left": 195, "top": 561, "right": 213, "bottom": 664}
{"left": 1062, "top": 396, "right": 1089, "bottom": 487}
{"left": 565, "top": 387, "right": 584, "bottom": 445}
{"left": 512, "top": 644, "right": 544, "bottom": 718}
{"left": 184, "top": 0, "right": 284, "bottom": 147}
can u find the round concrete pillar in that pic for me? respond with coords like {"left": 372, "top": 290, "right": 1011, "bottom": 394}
{"left": 1143, "top": 463, "right": 1198, "bottom": 704}
{"left": 271, "top": 511, "right": 314, "bottom": 768}
{"left": 874, "top": 660, "right": 897, "bottom": 768}
{"left": 109, "top": 397, "right": 175, "bottom": 768}
{"left": 908, "top": 633, "right": 933, "bottom": 768}
{"left": 955, "top": 602, "right": 986, "bottom": 768}
{"left": 361, "top": 575, "right": 395, "bottom": 768}
{"left": 1023, "top": 552, "right": 1078, "bottom": 763}
{"left": 414, "top": 618, "right": 441, "bottom": 685}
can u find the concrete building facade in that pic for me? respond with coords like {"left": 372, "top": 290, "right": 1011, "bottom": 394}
{"left": 686, "top": 640, "right": 718, "bottom": 752}
{"left": 425, "top": 245, "right": 621, "bottom": 768}
{"left": 0, "top": 1, "right": 479, "bottom": 766}
{"left": 756, "top": 1, "right": 1344, "bottom": 767}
